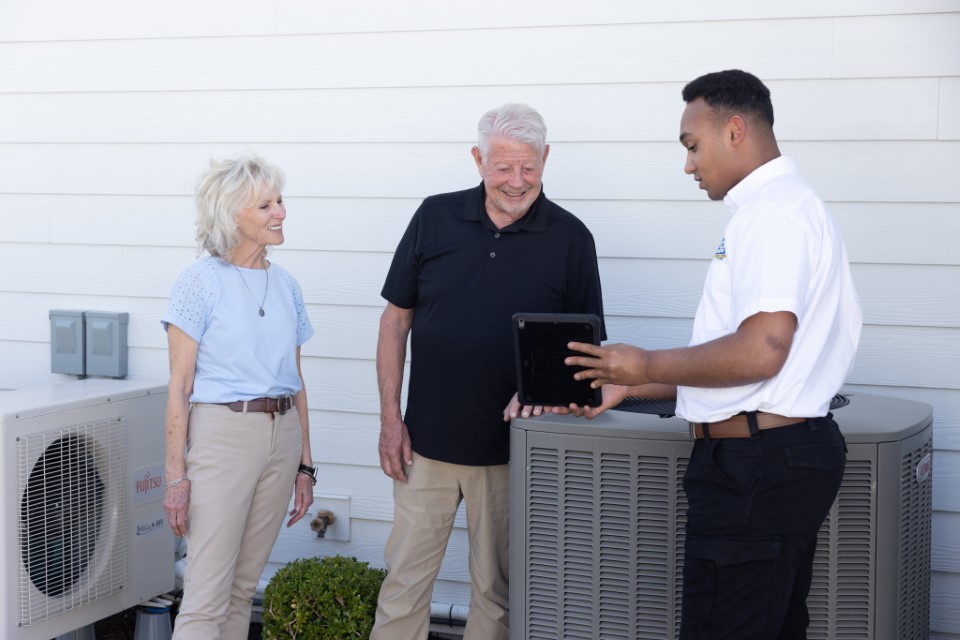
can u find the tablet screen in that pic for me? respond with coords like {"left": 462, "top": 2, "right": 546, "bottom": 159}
{"left": 512, "top": 312, "right": 602, "bottom": 407}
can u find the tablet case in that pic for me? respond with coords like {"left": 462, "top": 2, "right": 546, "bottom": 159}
{"left": 512, "top": 312, "right": 602, "bottom": 407}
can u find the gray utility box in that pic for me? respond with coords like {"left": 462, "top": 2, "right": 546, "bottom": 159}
{"left": 85, "top": 311, "right": 129, "bottom": 378}
{"left": 49, "top": 310, "right": 85, "bottom": 375}
{"left": 51, "top": 310, "right": 129, "bottom": 378}
{"left": 510, "top": 392, "right": 933, "bottom": 640}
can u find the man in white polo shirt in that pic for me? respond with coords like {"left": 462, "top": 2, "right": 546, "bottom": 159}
{"left": 565, "top": 69, "right": 862, "bottom": 639}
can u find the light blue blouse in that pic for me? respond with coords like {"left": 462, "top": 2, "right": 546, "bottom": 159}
{"left": 161, "top": 256, "right": 314, "bottom": 403}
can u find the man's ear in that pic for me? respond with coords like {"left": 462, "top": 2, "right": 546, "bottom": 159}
{"left": 727, "top": 115, "right": 747, "bottom": 146}
{"left": 471, "top": 146, "right": 484, "bottom": 175}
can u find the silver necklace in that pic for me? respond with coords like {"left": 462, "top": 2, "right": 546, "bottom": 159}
{"left": 234, "top": 259, "right": 269, "bottom": 317}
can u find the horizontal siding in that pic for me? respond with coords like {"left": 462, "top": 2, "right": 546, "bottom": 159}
{"left": 4, "top": 195, "right": 958, "bottom": 267}
{"left": 3, "top": 15, "right": 955, "bottom": 94}
{"left": 942, "top": 77, "right": 960, "bottom": 139}
{"left": 0, "top": 342, "right": 168, "bottom": 389}
{"left": 312, "top": 410, "right": 380, "bottom": 467}
{"left": 0, "top": 21, "right": 835, "bottom": 93}
{"left": 5, "top": 0, "right": 960, "bottom": 42}
{"left": 935, "top": 513, "right": 960, "bottom": 573}
{"left": 0, "top": 78, "right": 942, "bottom": 143}
{"left": 934, "top": 451, "right": 960, "bottom": 512}
{"left": 852, "top": 326, "right": 958, "bottom": 390}
{"left": 2, "top": 141, "right": 958, "bottom": 203}
{"left": 933, "top": 572, "right": 960, "bottom": 634}
{"left": 0, "top": 0, "right": 275, "bottom": 42}
{"left": 833, "top": 13, "right": 960, "bottom": 78}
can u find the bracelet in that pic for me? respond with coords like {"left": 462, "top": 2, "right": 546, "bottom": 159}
{"left": 297, "top": 469, "right": 317, "bottom": 486}
{"left": 298, "top": 463, "right": 317, "bottom": 486}
{"left": 166, "top": 477, "right": 189, "bottom": 489}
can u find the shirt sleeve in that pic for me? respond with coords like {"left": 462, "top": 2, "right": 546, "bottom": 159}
{"left": 289, "top": 274, "right": 315, "bottom": 346}
{"left": 380, "top": 206, "right": 424, "bottom": 310}
{"left": 729, "top": 203, "right": 812, "bottom": 327}
{"left": 160, "top": 259, "right": 217, "bottom": 343}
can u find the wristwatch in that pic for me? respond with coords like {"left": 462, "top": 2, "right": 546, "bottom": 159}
{"left": 298, "top": 463, "right": 317, "bottom": 485}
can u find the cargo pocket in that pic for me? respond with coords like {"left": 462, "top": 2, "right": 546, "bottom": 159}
{"left": 681, "top": 537, "right": 783, "bottom": 638}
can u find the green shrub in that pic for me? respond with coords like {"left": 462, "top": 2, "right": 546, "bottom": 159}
{"left": 262, "top": 555, "right": 386, "bottom": 639}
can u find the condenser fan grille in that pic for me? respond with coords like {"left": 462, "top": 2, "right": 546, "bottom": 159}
{"left": 16, "top": 418, "right": 127, "bottom": 626}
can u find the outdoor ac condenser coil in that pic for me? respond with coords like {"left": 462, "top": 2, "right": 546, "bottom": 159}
{"left": 509, "top": 392, "right": 933, "bottom": 640}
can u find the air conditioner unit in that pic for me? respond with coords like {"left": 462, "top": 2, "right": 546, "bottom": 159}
{"left": 509, "top": 392, "right": 933, "bottom": 640}
{"left": 0, "top": 379, "right": 175, "bottom": 639}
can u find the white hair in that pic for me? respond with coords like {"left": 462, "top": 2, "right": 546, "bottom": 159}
{"left": 194, "top": 154, "right": 285, "bottom": 258}
{"left": 477, "top": 103, "right": 547, "bottom": 160}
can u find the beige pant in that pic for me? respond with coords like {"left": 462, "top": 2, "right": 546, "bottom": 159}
{"left": 371, "top": 452, "right": 510, "bottom": 640}
{"left": 173, "top": 403, "right": 301, "bottom": 640}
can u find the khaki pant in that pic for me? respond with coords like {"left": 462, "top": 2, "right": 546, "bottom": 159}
{"left": 371, "top": 453, "right": 510, "bottom": 640}
{"left": 173, "top": 403, "right": 301, "bottom": 640}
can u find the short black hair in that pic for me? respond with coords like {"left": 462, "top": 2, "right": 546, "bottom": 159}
{"left": 682, "top": 69, "right": 774, "bottom": 127}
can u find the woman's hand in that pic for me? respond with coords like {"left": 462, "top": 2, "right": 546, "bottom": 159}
{"left": 164, "top": 479, "right": 191, "bottom": 537}
{"left": 287, "top": 472, "right": 315, "bottom": 527}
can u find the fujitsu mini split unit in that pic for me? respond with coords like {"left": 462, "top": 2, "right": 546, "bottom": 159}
{"left": 0, "top": 379, "right": 174, "bottom": 639}
{"left": 509, "top": 392, "right": 933, "bottom": 640}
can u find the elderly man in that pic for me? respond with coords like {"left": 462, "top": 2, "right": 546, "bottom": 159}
{"left": 566, "top": 70, "right": 862, "bottom": 639}
{"left": 371, "top": 103, "right": 605, "bottom": 640}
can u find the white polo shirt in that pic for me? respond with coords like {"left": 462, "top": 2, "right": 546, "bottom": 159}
{"left": 676, "top": 156, "right": 862, "bottom": 423}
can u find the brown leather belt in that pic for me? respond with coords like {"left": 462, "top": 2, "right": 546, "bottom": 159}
{"left": 218, "top": 396, "right": 293, "bottom": 415}
{"left": 689, "top": 412, "right": 808, "bottom": 439}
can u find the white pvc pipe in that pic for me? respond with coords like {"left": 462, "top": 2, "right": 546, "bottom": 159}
{"left": 430, "top": 601, "right": 470, "bottom": 625}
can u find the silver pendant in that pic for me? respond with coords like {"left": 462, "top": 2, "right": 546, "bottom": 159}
{"left": 259, "top": 308, "right": 265, "bottom": 317}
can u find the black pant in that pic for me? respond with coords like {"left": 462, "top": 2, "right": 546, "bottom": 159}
{"left": 679, "top": 415, "right": 846, "bottom": 640}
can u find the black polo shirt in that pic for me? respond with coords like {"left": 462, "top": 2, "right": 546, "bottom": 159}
{"left": 381, "top": 182, "right": 605, "bottom": 466}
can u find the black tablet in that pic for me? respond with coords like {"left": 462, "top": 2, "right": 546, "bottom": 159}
{"left": 512, "top": 312, "right": 602, "bottom": 407}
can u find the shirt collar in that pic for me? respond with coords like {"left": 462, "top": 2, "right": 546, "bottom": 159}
{"left": 461, "top": 182, "right": 551, "bottom": 233}
{"left": 723, "top": 155, "right": 797, "bottom": 214}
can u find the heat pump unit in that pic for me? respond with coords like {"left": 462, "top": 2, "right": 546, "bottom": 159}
{"left": 509, "top": 392, "right": 933, "bottom": 640}
{"left": 0, "top": 379, "right": 174, "bottom": 639}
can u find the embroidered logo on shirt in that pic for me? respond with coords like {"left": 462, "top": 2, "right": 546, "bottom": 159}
{"left": 714, "top": 237, "right": 727, "bottom": 260}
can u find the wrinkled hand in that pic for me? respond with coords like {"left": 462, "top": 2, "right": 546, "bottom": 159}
{"left": 502, "top": 392, "right": 544, "bottom": 422}
{"left": 566, "top": 342, "right": 649, "bottom": 388}
{"left": 164, "top": 480, "right": 191, "bottom": 537}
{"left": 551, "top": 383, "right": 630, "bottom": 420}
{"left": 379, "top": 416, "right": 413, "bottom": 482}
{"left": 287, "top": 472, "right": 315, "bottom": 527}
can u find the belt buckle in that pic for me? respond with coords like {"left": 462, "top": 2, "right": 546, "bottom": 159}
{"left": 278, "top": 396, "right": 291, "bottom": 415}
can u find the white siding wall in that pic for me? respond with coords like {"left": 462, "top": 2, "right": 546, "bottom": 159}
{"left": 1, "top": 0, "right": 958, "bottom": 635}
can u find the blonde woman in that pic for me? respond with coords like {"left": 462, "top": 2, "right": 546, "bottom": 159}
{"left": 161, "top": 154, "right": 315, "bottom": 639}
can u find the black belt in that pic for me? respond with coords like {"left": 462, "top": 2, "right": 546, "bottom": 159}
{"left": 217, "top": 396, "right": 293, "bottom": 415}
